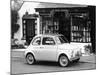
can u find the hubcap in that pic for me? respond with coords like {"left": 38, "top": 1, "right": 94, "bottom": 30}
{"left": 60, "top": 56, "right": 68, "bottom": 67}
{"left": 27, "top": 54, "right": 34, "bottom": 64}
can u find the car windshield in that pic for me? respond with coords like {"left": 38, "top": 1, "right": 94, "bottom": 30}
{"left": 56, "top": 36, "right": 69, "bottom": 44}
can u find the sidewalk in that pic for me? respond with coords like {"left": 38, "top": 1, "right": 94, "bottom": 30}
{"left": 11, "top": 49, "right": 25, "bottom": 58}
{"left": 80, "top": 54, "right": 96, "bottom": 64}
{"left": 11, "top": 49, "right": 96, "bottom": 64}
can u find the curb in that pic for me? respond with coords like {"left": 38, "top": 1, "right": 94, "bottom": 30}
{"left": 11, "top": 49, "right": 26, "bottom": 51}
{"left": 82, "top": 53, "right": 95, "bottom": 56}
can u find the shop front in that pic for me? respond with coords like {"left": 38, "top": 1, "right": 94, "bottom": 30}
{"left": 21, "top": 2, "right": 95, "bottom": 53}
{"left": 35, "top": 7, "right": 93, "bottom": 43}
{"left": 34, "top": 4, "right": 95, "bottom": 53}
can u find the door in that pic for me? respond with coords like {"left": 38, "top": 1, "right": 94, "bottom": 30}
{"left": 25, "top": 19, "right": 36, "bottom": 44}
{"left": 31, "top": 37, "right": 42, "bottom": 60}
{"left": 38, "top": 36, "right": 57, "bottom": 61}
{"left": 53, "top": 11, "right": 71, "bottom": 42}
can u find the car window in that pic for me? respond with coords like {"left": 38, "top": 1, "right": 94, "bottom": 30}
{"left": 56, "top": 36, "right": 69, "bottom": 44}
{"left": 56, "top": 37, "right": 61, "bottom": 44}
{"left": 32, "top": 37, "right": 41, "bottom": 45}
{"left": 42, "top": 37, "right": 55, "bottom": 45}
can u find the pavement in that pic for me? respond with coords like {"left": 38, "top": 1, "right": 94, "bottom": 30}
{"left": 11, "top": 49, "right": 25, "bottom": 58}
{"left": 11, "top": 49, "right": 96, "bottom": 74}
{"left": 11, "top": 49, "right": 96, "bottom": 62}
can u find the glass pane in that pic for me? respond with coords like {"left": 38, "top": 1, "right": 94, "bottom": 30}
{"left": 42, "top": 16, "right": 53, "bottom": 34}
{"left": 32, "top": 37, "right": 41, "bottom": 45}
{"left": 71, "top": 13, "right": 91, "bottom": 43}
{"left": 42, "top": 37, "right": 55, "bottom": 45}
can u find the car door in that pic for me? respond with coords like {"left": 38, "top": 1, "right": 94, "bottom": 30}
{"left": 31, "top": 37, "right": 42, "bottom": 60}
{"left": 38, "top": 36, "right": 58, "bottom": 61}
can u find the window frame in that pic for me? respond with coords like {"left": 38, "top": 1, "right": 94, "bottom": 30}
{"left": 42, "top": 36, "right": 56, "bottom": 45}
{"left": 32, "top": 37, "right": 41, "bottom": 45}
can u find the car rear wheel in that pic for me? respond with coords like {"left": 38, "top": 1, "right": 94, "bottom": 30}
{"left": 26, "top": 53, "right": 35, "bottom": 65}
{"left": 58, "top": 55, "right": 69, "bottom": 67}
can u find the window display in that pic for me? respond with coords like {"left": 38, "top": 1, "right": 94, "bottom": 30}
{"left": 71, "top": 13, "right": 91, "bottom": 42}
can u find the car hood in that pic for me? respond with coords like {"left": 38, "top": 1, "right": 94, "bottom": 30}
{"left": 58, "top": 43, "right": 79, "bottom": 50}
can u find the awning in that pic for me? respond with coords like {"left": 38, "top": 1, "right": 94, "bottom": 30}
{"left": 35, "top": 2, "right": 88, "bottom": 9}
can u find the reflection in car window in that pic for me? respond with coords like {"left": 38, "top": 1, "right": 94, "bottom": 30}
{"left": 56, "top": 36, "right": 68, "bottom": 44}
{"left": 56, "top": 37, "right": 61, "bottom": 44}
{"left": 32, "top": 37, "right": 41, "bottom": 45}
{"left": 42, "top": 37, "right": 55, "bottom": 45}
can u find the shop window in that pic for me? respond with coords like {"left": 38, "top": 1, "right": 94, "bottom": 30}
{"left": 41, "top": 16, "right": 55, "bottom": 34}
{"left": 71, "top": 13, "right": 91, "bottom": 43}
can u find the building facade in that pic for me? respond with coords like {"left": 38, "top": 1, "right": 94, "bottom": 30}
{"left": 17, "top": 1, "right": 96, "bottom": 53}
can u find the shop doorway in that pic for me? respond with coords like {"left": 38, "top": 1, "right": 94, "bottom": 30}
{"left": 53, "top": 11, "right": 71, "bottom": 42}
{"left": 22, "top": 19, "right": 36, "bottom": 44}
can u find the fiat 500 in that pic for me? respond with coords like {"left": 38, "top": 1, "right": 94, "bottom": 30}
{"left": 24, "top": 34, "right": 82, "bottom": 67}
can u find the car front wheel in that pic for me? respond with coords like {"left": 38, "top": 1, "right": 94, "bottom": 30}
{"left": 26, "top": 53, "right": 35, "bottom": 65}
{"left": 58, "top": 55, "right": 69, "bottom": 67}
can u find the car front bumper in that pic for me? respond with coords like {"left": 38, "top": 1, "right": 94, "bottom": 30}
{"left": 69, "top": 56, "right": 80, "bottom": 61}
{"left": 69, "top": 51, "right": 82, "bottom": 61}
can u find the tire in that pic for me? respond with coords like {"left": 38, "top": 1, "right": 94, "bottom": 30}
{"left": 58, "top": 55, "right": 69, "bottom": 67}
{"left": 26, "top": 53, "right": 35, "bottom": 65}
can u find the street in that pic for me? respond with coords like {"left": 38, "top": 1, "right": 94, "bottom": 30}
{"left": 11, "top": 50, "right": 96, "bottom": 74}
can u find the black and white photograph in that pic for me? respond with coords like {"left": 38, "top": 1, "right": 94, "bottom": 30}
{"left": 11, "top": 0, "right": 96, "bottom": 74}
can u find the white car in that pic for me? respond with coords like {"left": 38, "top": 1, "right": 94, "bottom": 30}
{"left": 24, "top": 34, "right": 82, "bottom": 67}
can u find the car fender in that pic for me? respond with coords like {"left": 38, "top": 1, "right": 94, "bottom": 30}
{"left": 57, "top": 49, "right": 71, "bottom": 61}
{"left": 24, "top": 49, "right": 36, "bottom": 58}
